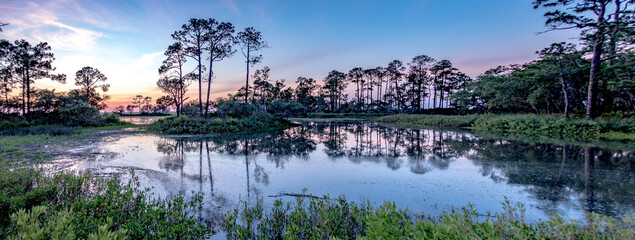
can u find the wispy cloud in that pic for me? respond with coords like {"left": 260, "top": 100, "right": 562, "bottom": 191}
{"left": 224, "top": 0, "right": 240, "bottom": 14}
{"left": 1, "top": 0, "right": 104, "bottom": 51}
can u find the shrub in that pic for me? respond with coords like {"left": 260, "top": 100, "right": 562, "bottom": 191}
{"left": 267, "top": 100, "right": 308, "bottom": 118}
{"left": 224, "top": 194, "right": 370, "bottom": 240}
{"left": 101, "top": 113, "right": 121, "bottom": 125}
{"left": 0, "top": 168, "right": 210, "bottom": 239}
{"left": 225, "top": 196, "right": 635, "bottom": 240}
{"left": 216, "top": 100, "right": 257, "bottom": 118}
{"left": 57, "top": 102, "right": 104, "bottom": 127}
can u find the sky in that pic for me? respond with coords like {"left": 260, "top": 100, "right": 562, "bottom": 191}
{"left": 0, "top": 0, "right": 580, "bottom": 110}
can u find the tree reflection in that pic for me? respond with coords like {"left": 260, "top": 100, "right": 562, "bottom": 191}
{"left": 152, "top": 121, "right": 634, "bottom": 218}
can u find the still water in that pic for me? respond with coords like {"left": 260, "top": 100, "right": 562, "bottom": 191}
{"left": 51, "top": 121, "right": 634, "bottom": 224}
{"left": 119, "top": 115, "right": 167, "bottom": 125}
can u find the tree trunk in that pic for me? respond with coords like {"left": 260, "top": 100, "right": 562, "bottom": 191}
{"left": 586, "top": 3, "right": 606, "bottom": 120}
{"left": 21, "top": 69, "right": 25, "bottom": 116}
{"left": 245, "top": 46, "right": 250, "bottom": 105}
{"left": 205, "top": 52, "right": 214, "bottom": 117}
{"left": 197, "top": 56, "right": 203, "bottom": 117}
{"left": 25, "top": 68, "right": 30, "bottom": 118}
{"left": 558, "top": 66, "right": 570, "bottom": 119}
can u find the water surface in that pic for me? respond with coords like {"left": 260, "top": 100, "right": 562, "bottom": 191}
{"left": 51, "top": 121, "right": 634, "bottom": 224}
{"left": 119, "top": 115, "right": 167, "bottom": 125}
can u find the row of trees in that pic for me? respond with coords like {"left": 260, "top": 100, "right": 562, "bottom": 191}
{"left": 113, "top": 95, "right": 172, "bottom": 115}
{"left": 157, "top": 18, "right": 267, "bottom": 117}
{"left": 214, "top": 55, "right": 471, "bottom": 114}
{"left": 151, "top": 1, "right": 632, "bottom": 119}
{"left": 209, "top": 0, "right": 634, "bottom": 118}
{"left": 0, "top": 36, "right": 111, "bottom": 117}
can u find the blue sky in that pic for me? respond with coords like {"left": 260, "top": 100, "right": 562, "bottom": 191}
{"left": 0, "top": 0, "right": 579, "bottom": 107}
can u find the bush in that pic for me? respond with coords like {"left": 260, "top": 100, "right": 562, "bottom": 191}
{"left": 0, "top": 168, "right": 210, "bottom": 239}
{"left": 225, "top": 196, "right": 635, "bottom": 240}
{"left": 224, "top": 193, "right": 370, "bottom": 240}
{"left": 102, "top": 113, "right": 121, "bottom": 125}
{"left": 267, "top": 100, "right": 307, "bottom": 118}
{"left": 57, "top": 102, "right": 104, "bottom": 127}
{"left": 216, "top": 100, "right": 257, "bottom": 118}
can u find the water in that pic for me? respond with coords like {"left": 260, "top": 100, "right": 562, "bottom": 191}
{"left": 119, "top": 115, "right": 168, "bottom": 125}
{"left": 50, "top": 121, "right": 634, "bottom": 225}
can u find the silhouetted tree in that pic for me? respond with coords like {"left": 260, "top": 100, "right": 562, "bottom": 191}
{"left": 203, "top": 19, "right": 235, "bottom": 116}
{"left": 172, "top": 18, "right": 207, "bottom": 116}
{"left": 322, "top": 70, "right": 347, "bottom": 112}
{"left": 386, "top": 60, "right": 405, "bottom": 111}
{"left": 237, "top": 27, "right": 268, "bottom": 104}
{"left": 155, "top": 95, "right": 173, "bottom": 113}
{"left": 408, "top": 55, "right": 434, "bottom": 111}
{"left": 159, "top": 42, "right": 190, "bottom": 116}
{"left": 0, "top": 22, "right": 7, "bottom": 32}
{"left": 113, "top": 105, "right": 125, "bottom": 115}
{"left": 11, "top": 40, "right": 66, "bottom": 116}
{"left": 74, "top": 66, "right": 109, "bottom": 109}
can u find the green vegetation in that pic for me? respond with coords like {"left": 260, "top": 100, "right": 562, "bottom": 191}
{"left": 0, "top": 169, "right": 210, "bottom": 239}
{"left": 148, "top": 113, "right": 296, "bottom": 135}
{"left": 225, "top": 196, "right": 635, "bottom": 240}
{"left": 0, "top": 133, "right": 210, "bottom": 239}
{"left": 377, "top": 114, "right": 635, "bottom": 141}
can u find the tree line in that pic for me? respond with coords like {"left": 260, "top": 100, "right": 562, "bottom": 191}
{"left": 160, "top": 0, "right": 633, "bottom": 119}
{"left": 0, "top": 37, "right": 111, "bottom": 120}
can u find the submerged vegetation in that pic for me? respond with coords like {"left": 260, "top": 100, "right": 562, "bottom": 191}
{"left": 225, "top": 195, "right": 635, "bottom": 240}
{"left": 378, "top": 114, "right": 635, "bottom": 141}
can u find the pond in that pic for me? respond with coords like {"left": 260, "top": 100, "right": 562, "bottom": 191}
{"left": 49, "top": 121, "right": 634, "bottom": 227}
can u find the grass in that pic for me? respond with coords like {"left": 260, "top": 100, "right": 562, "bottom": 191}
{"left": 225, "top": 195, "right": 635, "bottom": 240}
{"left": 377, "top": 114, "right": 635, "bottom": 141}
{"left": 84, "top": 121, "right": 137, "bottom": 130}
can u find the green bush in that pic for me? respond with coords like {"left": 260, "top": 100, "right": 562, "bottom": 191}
{"left": 57, "top": 102, "right": 104, "bottom": 127}
{"left": 7, "top": 206, "right": 127, "bottom": 240}
{"left": 267, "top": 100, "right": 308, "bottom": 118}
{"left": 225, "top": 196, "right": 635, "bottom": 240}
{"left": 224, "top": 193, "right": 370, "bottom": 239}
{"left": 101, "top": 113, "right": 121, "bottom": 125}
{"left": 0, "top": 168, "right": 210, "bottom": 239}
{"left": 217, "top": 100, "right": 257, "bottom": 118}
